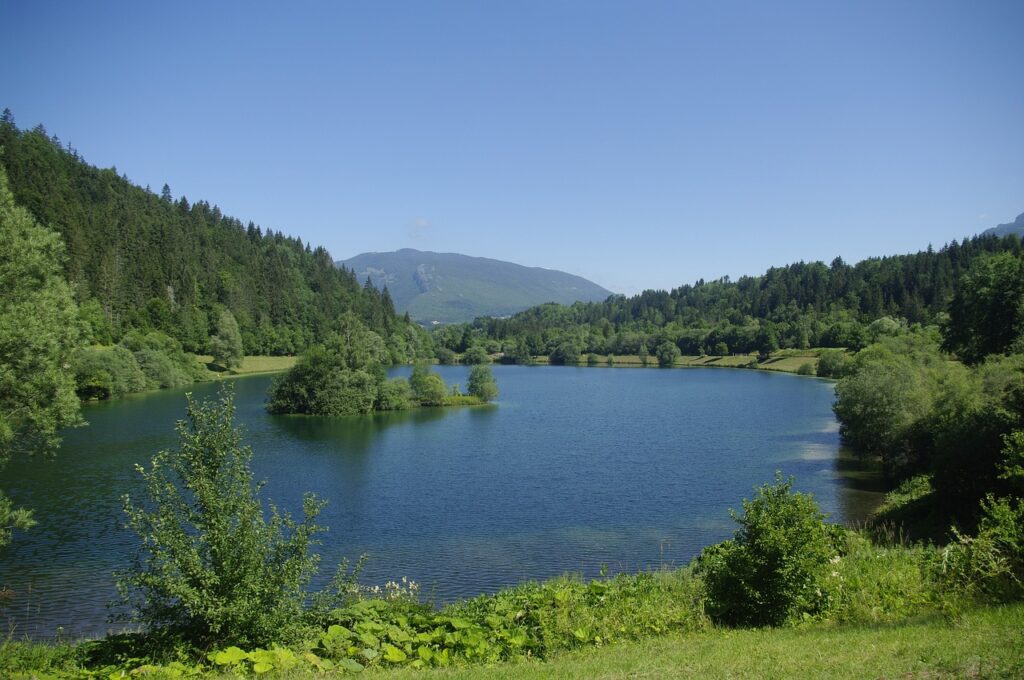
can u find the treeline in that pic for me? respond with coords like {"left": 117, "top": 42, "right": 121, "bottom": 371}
{"left": 435, "top": 235, "right": 1024, "bottom": 361}
{"left": 0, "top": 110, "right": 425, "bottom": 359}
{"left": 830, "top": 251, "right": 1024, "bottom": 533}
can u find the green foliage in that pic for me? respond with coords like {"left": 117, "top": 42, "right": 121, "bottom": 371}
{"left": 0, "top": 166, "right": 82, "bottom": 460}
{"left": 795, "top": 361, "right": 815, "bottom": 375}
{"left": 697, "top": 474, "right": 839, "bottom": 627}
{"left": 376, "top": 378, "right": 414, "bottom": 411}
{"left": 944, "top": 252, "right": 1024, "bottom": 364}
{"left": 466, "top": 366, "right": 498, "bottom": 402}
{"left": 435, "top": 346, "right": 457, "bottom": 365}
{"left": 655, "top": 340, "right": 681, "bottom": 367}
{"left": 77, "top": 298, "right": 114, "bottom": 345}
{"left": 410, "top": 364, "right": 448, "bottom": 406}
{"left": 0, "top": 165, "right": 82, "bottom": 549}
{"left": 834, "top": 332, "right": 1024, "bottom": 518}
{"left": 209, "top": 309, "right": 244, "bottom": 370}
{"left": 0, "top": 115, "right": 421, "bottom": 360}
{"left": 72, "top": 345, "right": 150, "bottom": 399}
{"left": 822, "top": 532, "right": 936, "bottom": 624}
{"left": 118, "top": 389, "right": 326, "bottom": 647}
{"left": 833, "top": 352, "right": 937, "bottom": 464}
{"left": 462, "top": 345, "right": 490, "bottom": 365}
{"left": 267, "top": 345, "right": 382, "bottom": 416}
{"left": 935, "top": 495, "right": 1024, "bottom": 608}
{"left": 0, "top": 492, "right": 37, "bottom": 548}
{"left": 549, "top": 340, "right": 580, "bottom": 365}
{"left": 815, "top": 349, "right": 851, "bottom": 378}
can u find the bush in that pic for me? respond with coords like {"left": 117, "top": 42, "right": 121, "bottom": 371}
{"left": 816, "top": 349, "right": 850, "bottom": 378}
{"left": 655, "top": 341, "right": 681, "bottom": 368}
{"left": 697, "top": 474, "right": 839, "bottom": 627}
{"left": 134, "top": 349, "right": 193, "bottom": 389}
{"left": 549, "top": 341, "right": 580, "bottom": 366}
{"left": 409, "top": 364, "right": 448, "bottom": 406}
{"left": 935, "top": 495, "right": 1024, "bottom": 608}
{"left": 117, "top": 389, "right": 327, "bottom": 647}
{"left": 823, "top": 531, "right": 936, "bottom": 624}
{"left": 435, "top": 347, "right": 456, "bottom": 365}
{"left": 467, "top": 366, "right": 498, "bottom": 402}
{"left": 375, "top": 378, "right": 413, "bottom": 411}
{"left": 796, "top": 362, "right": 815, "bottom": 376}
{"left": 462, "top": 346, "right": 490, "bottom": 365}
{"left": 73, "top": 345, "right": 151, "bottom": 399}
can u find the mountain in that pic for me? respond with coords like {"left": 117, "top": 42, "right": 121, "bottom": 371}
{"left": 338, "top": 249, "right": 614, "bottom": 324}
{"left": 982, "top": 212, "right": 1024, "bottom": 238}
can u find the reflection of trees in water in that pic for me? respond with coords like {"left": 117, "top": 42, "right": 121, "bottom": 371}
{"left": 268, "top": 407, "right": 451, "bottom": 453}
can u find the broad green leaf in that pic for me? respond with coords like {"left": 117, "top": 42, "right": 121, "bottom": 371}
{"left": 382, "top": 644, "right": 408, "bottom": 663}
{"left": 337, "top": 658, "right": 365, "bottom": 673}
{"left": 212, "top": 647, "right": 247, "bottom": 666}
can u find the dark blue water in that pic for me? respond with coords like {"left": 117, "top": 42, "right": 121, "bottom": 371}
{"left": 0, "top": 366, "right": 877, "bottom": 639}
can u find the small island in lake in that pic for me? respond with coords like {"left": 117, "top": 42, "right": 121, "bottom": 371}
{"left": 267, "top": 315, "right": 497, "bottom": 416}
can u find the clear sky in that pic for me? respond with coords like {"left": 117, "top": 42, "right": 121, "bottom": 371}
{"left": 2, "top": 1, "right": 1022, "bottom": 294}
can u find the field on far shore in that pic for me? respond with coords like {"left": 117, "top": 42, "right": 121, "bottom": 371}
{"left": 197, "top": 355, "right": 298, "bottom": 375}
{"left": 526, "top": 349, "right": 826, "bottom": 375}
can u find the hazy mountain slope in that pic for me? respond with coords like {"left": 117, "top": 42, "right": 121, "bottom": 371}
{"left": 982, "top": 212, "right": 1024, "bottom": 238}
{"left": 339, "top": 249, "right": 613, "bottom": 323}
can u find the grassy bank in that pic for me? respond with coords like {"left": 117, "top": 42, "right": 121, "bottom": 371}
{"left": 370, "top": 604, "right": 1024, "bottom": 680}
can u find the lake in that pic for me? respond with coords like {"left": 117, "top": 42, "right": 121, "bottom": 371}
{"left": 0, "top": 365, "right": 879, "bottom": 639}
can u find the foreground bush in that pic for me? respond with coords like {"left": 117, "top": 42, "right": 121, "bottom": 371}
{"left": 117, "top": 389, "right": 332, "bottom": 648}
{"left": 936, "top": 494, "right": 1024, "bottom": 608}
{"left": 697, "top": 474, "right": 839, "bottom": 626}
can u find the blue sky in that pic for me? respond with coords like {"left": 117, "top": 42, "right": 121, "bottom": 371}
{"left": 2, "top": 1, "right": 1022, "bottom": 294}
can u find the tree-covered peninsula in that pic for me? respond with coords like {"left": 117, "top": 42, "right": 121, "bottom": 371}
{"left": 267, "top": 315, "right": 497, "bottom": 416}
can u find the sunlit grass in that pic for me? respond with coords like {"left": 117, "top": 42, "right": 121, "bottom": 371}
{"left": 195, "top": 355, "right": 297, "bottom": 375}
{"left": 365, "top": 603, "right": 1024, "bottom": 680}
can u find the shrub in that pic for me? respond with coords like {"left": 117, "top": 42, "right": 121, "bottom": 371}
{"left": 409, "top": 364, "right": 448, "bottom": 406}
{"left": 815, "top": 349, "right": 850, "bottom": 378}
{"left": 934, "top": 495, "right": 1024, "bottom": 609}
{"left": 73, "top": 346, "right": 151, "bottom": 399}
{"left": 823, "top": 531, "right": 936, "bottom": 624}
{"left": 435, "top": 347, "right": 456, "bottom": 365}
{"left": 467, "top": 366, "right": 498, "bottom": 402}
{"left": 549, "top": 341, "right": 580, "bottom": 366}
{"left": 697, "top": 474, "right": 839, "bottom": 627}
{"left": 375, "top": 378, "right": 414, "bottom": 411}
{"left": 796, "top": 362, "right": 815, "bottom": 376}
{"left": 462, "top": 346, "right": 490, "bottom": 365}
{"left": 655, "top": 341, "right": 681, "bottom": 368}
{"left": 117, "top": 389, "right": 327, "bottom": 648}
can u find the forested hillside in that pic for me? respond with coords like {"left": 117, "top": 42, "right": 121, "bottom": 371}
{"left": 0, "top": 111, "right": 423, "bottom": 358}
{"left": 439, "top": 234, "right": 1024, "bottom": 359}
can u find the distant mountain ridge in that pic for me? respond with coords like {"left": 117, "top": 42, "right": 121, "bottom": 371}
{"left": 982, "top": 212, "right": 1024, "bottom": 238}
{"left": 338, "top": 249, "right": 613, "bottom": 324}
